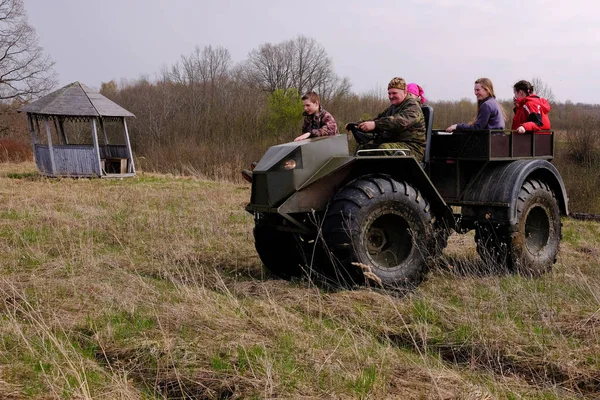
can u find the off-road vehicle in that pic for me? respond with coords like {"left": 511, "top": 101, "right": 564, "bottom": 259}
{"left": 245, "top": 106, "right": 568, "bottom": 288}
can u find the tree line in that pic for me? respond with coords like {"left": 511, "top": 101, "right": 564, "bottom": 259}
{"left": 86, "top": 40, "right": 600, "bottom": 213}
{"left": 94, "top": 38, "right": 600, "bottom": 180}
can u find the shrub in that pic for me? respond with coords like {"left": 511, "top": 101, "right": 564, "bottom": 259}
{"left": 564, "top": 110, "right": 600, "bottom": 166}
{"left": 0, "top": 138, "right": 32, "bottom": 162}
{"left": 266, "top": 89, "right": 303, "bottom": 139}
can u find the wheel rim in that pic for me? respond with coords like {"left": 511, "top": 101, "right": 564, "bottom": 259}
{"left": 363, "top": 211, "right": 412, "bottom": 268}
{"left": 524, "top": 205, "right": 550, "bottom": 253}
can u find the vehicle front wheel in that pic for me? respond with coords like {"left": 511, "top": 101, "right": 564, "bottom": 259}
{"left": 254, "top": 217, "right": 314, "bottom": 279}
{"left": 322, "top": 175, "right": 435, "bottom": 289}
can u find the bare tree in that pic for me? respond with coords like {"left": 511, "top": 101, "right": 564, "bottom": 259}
{"left": 0, "top": 0, "right": 57, "bottom": 101}
{"left": 531, "top": 77, "right": 555, "bottom": 104}
{"left": 242, "top": 42, "right": 293, "bottom": 92}
{"left": 170, "top": 45, "right": 231, "bottom": 87}
{"left": 241, "top": 36, "right": 349, "bottom": 99}
{"left": 198, "top": 45, "right": 231, "bottom": 84}
{"left": 314, "top": 74, "right": 352, "bottom": 102}
{"left": 168, "top": 45, "right": 232, "bottom": 134}
{"left": 289, "top": 36, "right": 330, "bottom": 93}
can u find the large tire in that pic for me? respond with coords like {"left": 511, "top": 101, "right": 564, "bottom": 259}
{"left": 254, "top": 217, "right": 313, "bottom": 279}
{"left": 322, "top": 175, "right": 435, "bottom": 288}
{"left": 511, "top": 179, "right": 561, "bottom": 274}
{"left": 475, "top": 179, "right": 561, "bottom": 275}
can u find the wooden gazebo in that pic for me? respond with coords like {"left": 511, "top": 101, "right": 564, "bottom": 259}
{"left": 19, "top": 81, "right": 136, "bottom": 178}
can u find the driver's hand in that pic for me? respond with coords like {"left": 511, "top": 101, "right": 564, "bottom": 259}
{"left": 446, "top": 124, "right": 457, "bottom": 133}
{"left": 358, "top": 121, "right": 375, "bottom": 132}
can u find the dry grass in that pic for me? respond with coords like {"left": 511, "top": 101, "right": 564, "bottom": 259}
{"left": 0, "top": 139, "right": 32, "bottom": 163}
{"left": 0, "top": 162, "right": 598, "bottom": 399}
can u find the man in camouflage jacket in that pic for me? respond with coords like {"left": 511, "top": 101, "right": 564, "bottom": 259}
{"left": 355, "top": 77, "right": 426, "bottom": 161}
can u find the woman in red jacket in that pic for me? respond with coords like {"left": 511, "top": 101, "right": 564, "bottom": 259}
{"left": 512, "top": 80, "right": 551, "bottom": 134}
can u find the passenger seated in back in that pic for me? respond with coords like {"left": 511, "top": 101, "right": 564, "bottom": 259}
{"left": 512, "top": 80, "right": 551, "bottom": 133}
{"left": 446, "top": 78, "right": 506, "bottom": 132}
{"left": 407, "top": 83, "right": 427, "bottom": 104}
{"left": 346, "top": 77, "right": 426, "bottom": 161}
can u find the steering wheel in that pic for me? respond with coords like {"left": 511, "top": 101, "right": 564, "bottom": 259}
{"left": 346, "top": 122, "right": 377, "bottom": 145}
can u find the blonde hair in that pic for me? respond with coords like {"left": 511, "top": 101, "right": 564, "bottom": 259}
{"left": 473, "top": 77, "right": 506, "bottom": 124}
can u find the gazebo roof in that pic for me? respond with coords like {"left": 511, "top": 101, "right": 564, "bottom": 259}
{"left": 18, "top": 81, "right": 135, "bottom": 118}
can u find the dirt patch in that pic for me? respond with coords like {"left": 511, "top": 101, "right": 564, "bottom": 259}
{"left": 96, "top": 345, "right": 260, "bottom": 400}
{"left": 155, "top": 372, "right": 256, "bottom": 400}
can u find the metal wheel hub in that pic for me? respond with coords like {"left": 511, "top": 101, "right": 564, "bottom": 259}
{"left": 524, "top": 205, "right": 550, "bottom": 253}
{"left": 367, "top": 227, "right": 387, "bottom": 253}
{"left": 363, "top": 210, "right": 412, "bottom": 269}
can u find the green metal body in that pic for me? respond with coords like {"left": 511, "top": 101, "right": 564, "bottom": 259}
{"left": 246, "top": 133, "right": 454, "bottom": 233}
{"left": 248, "top": 134, "right": 350, "bottom": 211}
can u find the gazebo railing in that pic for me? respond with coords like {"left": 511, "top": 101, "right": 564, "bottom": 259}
{"left": 34, "top": 144, "right": 129, "bottom": 176}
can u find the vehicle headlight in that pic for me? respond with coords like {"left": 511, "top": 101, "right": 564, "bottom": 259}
{"left": 282, "top": 159, "right": 297, "bottom": 170}
{"left": 275, "top": 148, "right": 303, "bottom": 171}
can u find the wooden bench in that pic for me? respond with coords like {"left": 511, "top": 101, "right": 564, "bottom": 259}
{"left": 101, "top": 157, "right": 128, "bottom": 174}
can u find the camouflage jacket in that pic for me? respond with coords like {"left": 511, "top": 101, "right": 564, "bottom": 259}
{"left": 372, "top": 97, "right": 426, "bottom": 147}
{"left": 302, "top": 108, "right": 339, "bottom": 137}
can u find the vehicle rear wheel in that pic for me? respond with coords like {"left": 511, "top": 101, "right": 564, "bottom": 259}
{"left": 475, "top": 179, "right": 561, "bottom": 275}
{"left": 254, "top": 217, "right": 313, "bottom": 279}
{"left": 510, "top": 179, "right": 561, "bottom": 275}
{"left": 322, "top": 175, "right": 435, "bottom": 289}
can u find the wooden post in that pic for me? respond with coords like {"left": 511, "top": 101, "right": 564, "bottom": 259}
{"left": 99, "top": 117, "right": 109, "bottom": 149}
{"left": 44, "top": 118, "right": 56, "bottom": 176}
{"left": 27, "top": 114, "right": 37, "bottom": 166}
{"left": 90, "top": 118, "right": 103, "bottom": 176}
{"left": 122, "top": 118, "right": 135, "bottom": 174}
{"left": 34, "top": 115, "right": 40, "bottom": 135}
{"left": 53, "top": 117, "right": 61, "bottom": 145}
{"left": 58, "top": 117, "right": 68, "bottom": 145}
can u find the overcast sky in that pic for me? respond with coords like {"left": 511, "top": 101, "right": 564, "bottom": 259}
{"left": 24, "top": 0, "right": 600, "bottom": 103}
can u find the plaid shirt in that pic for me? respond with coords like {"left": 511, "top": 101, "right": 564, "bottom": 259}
{"left": 302, "top": 108, "right": 339, "bottom": 137}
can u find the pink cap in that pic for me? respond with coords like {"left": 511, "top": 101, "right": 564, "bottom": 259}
{"left": 407, "top": 83, "right": 427, "bottom": 104}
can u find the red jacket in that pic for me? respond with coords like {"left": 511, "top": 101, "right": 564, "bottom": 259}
{"left": 511, "top": 94, "right": 551, "bottom": 133}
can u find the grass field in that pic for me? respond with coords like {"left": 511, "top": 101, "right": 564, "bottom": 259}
{"left": 0, "top": 162, "right": 598, "bottom": 399}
